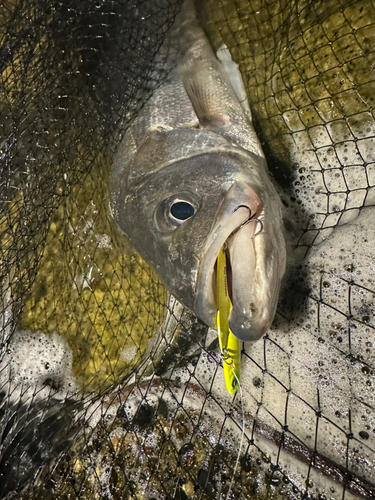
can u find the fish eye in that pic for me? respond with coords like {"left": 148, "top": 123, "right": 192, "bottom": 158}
{"left": 155, "top": 194, "right": 199, "bottom": 232}
{"left": 170, "top": 201, "right": 195, "bottom": 221}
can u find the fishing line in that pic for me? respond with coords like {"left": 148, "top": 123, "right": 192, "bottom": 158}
{"left": 221, "top": 369, "right": 245, "bottom": 500}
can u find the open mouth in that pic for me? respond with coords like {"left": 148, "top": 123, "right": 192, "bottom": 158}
{"left": 216, "top": 214, "right": 257, "bottom": 318}
{"left": 195, "top": 205, "right": 259, "bottom": 337}
{"left": 225, "top": 247, "right": 233, "bottom": 303}
{"left": 195, "top": 180, "right": 285, "bottom": 343}
{"left": 214, "top": 245, "right": 233, "bottom": 305}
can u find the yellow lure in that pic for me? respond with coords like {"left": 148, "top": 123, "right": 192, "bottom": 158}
{"left": 216, "top": 245, "right": 241, "bottom": 393}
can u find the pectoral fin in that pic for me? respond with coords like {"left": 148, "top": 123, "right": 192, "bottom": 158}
{"left": 181, "top": 43, "right": 250, "bottom": 129}
{"left": 182, "top": 61, "right": 229, "bottom": 127}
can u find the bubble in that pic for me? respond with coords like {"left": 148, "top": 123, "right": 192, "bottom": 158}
{"left": 359, "top": 430, "right": 369, "bottom": 440}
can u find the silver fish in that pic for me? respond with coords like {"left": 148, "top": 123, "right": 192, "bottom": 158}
{"left": 109, "top": 0, "right": 286, "bottom": 341}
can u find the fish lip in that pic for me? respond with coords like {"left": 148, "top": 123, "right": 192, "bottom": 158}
{"left": 194, "top": 191, "right": 261, "bottom": 332}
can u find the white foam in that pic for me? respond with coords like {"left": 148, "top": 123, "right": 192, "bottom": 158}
{"left": 0, "top": 329, "right": 78, "bottom": 403}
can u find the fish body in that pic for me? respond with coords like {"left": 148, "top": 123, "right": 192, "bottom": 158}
{"left": 110, "top": 0, "right": 286, "bottom": 341}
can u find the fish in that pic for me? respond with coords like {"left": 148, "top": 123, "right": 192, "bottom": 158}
{"left": 109, "top": 0, "right": 286, "bottom": 342}
{"left": 0, "top": 0, "right": 375, "bottom": 497}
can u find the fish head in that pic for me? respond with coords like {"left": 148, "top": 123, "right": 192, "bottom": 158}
{"left": 110, "top": 129, "right": 286, "bottom": 342}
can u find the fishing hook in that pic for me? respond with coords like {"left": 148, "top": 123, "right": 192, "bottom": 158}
{"left": 230, "top": 204, "right": 263, "bottom": 238}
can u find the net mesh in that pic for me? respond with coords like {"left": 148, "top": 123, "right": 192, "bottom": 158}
{"left": 0, "top": 0, "right": 375, "bottom": 499}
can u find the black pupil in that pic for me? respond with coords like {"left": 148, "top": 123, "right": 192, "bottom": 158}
{"left": 170, "top": 201, "right": 195, "bottom": 221}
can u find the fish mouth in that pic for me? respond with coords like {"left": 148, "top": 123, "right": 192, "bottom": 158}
{"left": 195, "top": 188, "right": 273, "bottom": 342}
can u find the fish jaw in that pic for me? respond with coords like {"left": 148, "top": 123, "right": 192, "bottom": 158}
{"left": 227, "top": 217, "right": 284, "bottom": 341}
{"left": 195, "top": 180, "right": 286, "bottom": 342}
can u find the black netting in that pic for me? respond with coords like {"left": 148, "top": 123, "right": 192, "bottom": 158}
{"left": 0, "top": 0, "right": 375, "bottom": 499}
{"left": 199, "top": 0, "right": 375, "bottom": 250}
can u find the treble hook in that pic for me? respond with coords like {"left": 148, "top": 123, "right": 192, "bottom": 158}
{"left": 230, "top": 204, "right": 264, "bottom": 238}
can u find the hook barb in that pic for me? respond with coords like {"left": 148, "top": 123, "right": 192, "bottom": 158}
{"left": 230, "top": 204, "right": 263, "bottom": 238}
